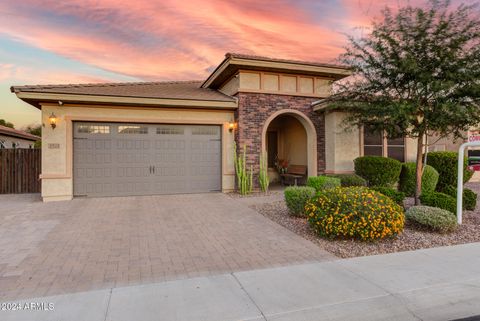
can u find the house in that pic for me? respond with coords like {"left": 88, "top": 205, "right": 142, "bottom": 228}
{"left": 0, "top": 125, "right": 40, "bottom": 149}
{"left": 11, "top": 53, "right": 421, "bottom": 202}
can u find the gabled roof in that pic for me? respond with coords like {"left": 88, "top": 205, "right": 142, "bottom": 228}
{"left": 0, "top": 125, "right": 40, "bottom": 141}
{"left": 202, "top": 53, "right": 351, "bottom": 89}
{"left": 11, "top": 80, "right": 237, "bottom": 109}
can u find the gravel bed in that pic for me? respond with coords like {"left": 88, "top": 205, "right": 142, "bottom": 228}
{"left": 250, "top": 189, "right": 480, "bottom": 258}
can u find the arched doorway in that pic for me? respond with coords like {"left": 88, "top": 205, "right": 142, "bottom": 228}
{"left": 262, "top": 109, "right": 317, "bottom": 182}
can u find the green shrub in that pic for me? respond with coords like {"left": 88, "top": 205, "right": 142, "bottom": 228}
{"left": 405, "top": 206, "right": 457, "bottom": 233}
{"left": 328, "top": 174, "right": 367, "bottom": 187}
{"left": 426, "top": 151, "right": 474, "bottom": 191}
{"left": 399, "top": 163, "right": 439, "bottom": 196}
{"left": 305, "top": 187, "right": 404, "bottom": 241}
{"left": 370, "top": 186, "right": 406, "bottom": 206}
{"left": 442, "top": 185, "right": 477, "bottom": 211}
{"left": 354, "top": 156, "right": 402, "bottom": 187}
{"left": 419, "top": 191, "right": 456, "bottom": 214}
{"left": 307, "top": 176, "right": 341, "bottom": 192}
{"left": 284, "top": 186, "right": 316, "bottom": 217}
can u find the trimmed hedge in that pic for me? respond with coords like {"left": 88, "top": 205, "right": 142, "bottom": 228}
{"left": 307, "top": 176, "right": 341, "bottom": 192}
{"left": 399, "top": 163, "right": 439, "bottom": 196}
{"left": 443, "top": 185, "right": 477, "bottom": 211}
{"left": 354, "top": 156, "right": 402, "bottom": 187}
{"left": 305, "top": 187, "right": 404, "bottom": 241}
{"left": 284, "top": 186, "right": 316, "bottom": 217}
{"left": 426, "top": 151, "right": 474, "bottom": 191}
{"left": 405, "top": 206, "right": 457, "bottom": 233}
{"left": 419, "top": 191, "right": 456, "bottom": 214}
{"left": 328, "top": 174, "right": 368, "bottom": 187}
{"left": 370, "top": 186, "right": 406, "bottom": 206}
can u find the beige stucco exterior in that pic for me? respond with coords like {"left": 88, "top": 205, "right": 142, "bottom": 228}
{"left": 324, "top": 112, "right": 361, "bottom": 173}
{"left": 224, "top": 71, "right": 333, "bottom": 98}
{"left": 267, "top": 116, "right": 307, "bottom": 167}
{"left": 40, "top": 103, "right": 236, "bottom": 202}
{"left": 324, "top": 111, "right": 420, "bottom": 173}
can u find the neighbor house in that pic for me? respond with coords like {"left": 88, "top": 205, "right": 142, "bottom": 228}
{"left": 12, "top": 53, "right": 422, "bottom": 202}
{"left": 0, "top": 125, "right": 40, "bottom": 149}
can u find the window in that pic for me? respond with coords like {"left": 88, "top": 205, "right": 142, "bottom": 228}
{"left": 363, "top": 126, "right": 383, "bottom": 157}
{"left": 157, "top": 127, "right": 184, "bottom": 135}
{"left": 78, "top": 125, "right": 110, "bottom": 134}
{"left": 363, "top": 126, "right": 405, "bottom": 161}
{"left": 387, "top": 137, "right": 405, "bottom": 162}
{"left": 192, "top": 126, "right": 219, "bottom": 135}
{"left": 0, "top": 140, "right": 5, "bottom": 149}
{"left": 118, "top": 125, "right": 148, "bottom": 134}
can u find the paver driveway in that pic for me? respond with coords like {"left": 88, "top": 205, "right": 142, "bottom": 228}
{"left": 0, "top": 193, "right": 333, "bottom": 300}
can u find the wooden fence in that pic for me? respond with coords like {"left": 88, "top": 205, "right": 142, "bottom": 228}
{"left": 0, "top": 149, "right": 41, "bottom": 194}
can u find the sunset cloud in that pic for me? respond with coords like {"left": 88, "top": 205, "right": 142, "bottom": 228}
{"left": 0, "top": 0, "right": 467, "bottom": 127}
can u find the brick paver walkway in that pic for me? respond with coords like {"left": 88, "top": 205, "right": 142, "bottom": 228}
{"left": 0, "top": 193, "right": 333, "bottom": 300}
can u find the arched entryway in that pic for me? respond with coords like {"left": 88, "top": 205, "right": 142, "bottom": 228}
{"left": 262, "top": 109, "right": 317, "bottom": 182}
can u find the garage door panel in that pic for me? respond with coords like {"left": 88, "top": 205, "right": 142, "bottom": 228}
{"left": 73, "top": 122, "right": 221, "bottom": 197}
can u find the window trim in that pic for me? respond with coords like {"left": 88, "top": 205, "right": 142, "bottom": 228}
{"left": 360, "top": 126, "right": 407, "bottom": 161}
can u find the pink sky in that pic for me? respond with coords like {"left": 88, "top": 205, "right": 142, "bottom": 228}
{"left": 0, "top": 0, "right": 454, "bottom": 127}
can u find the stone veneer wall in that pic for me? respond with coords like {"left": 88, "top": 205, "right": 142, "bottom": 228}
{"left": 234, "top": 92, "right": 325, "bottom": 185}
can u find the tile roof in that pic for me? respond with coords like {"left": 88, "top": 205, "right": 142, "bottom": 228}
{"left": 11, "top": 80, "right": 235, "bottom": 102}
{"left": 0, "top": 125, "right": 40, "bottom": 141}
{"left": 225, "top": 53, "right": 349, "bottom": 70}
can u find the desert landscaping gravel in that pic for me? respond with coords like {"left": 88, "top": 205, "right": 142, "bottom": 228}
{"left": 250, "top": 183, "right": 480, "bottom": 258}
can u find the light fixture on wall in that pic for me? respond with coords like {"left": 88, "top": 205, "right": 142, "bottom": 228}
{"left": 228, "top": 121, "right": 237, "bottom": 132}
{"left": 49, "top": 112, "right": 57, "bottom": 129}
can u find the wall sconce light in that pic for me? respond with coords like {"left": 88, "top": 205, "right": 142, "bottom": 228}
{"left": 228, "top": 122, "right": 237, "bottom": 132}
{"left": 49, "top": 112, "right": 57, "bottom": 129}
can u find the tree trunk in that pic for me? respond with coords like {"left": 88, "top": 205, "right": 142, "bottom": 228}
{"left": 414, "top": 134, "right": 425, "bottom": 205}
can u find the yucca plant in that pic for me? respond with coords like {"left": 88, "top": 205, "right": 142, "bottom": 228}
{"left": 259, "top": 151, "right": 269, "bottom": 193}
{"left": 234, "top": 143, "right": 253, "bottom": 195}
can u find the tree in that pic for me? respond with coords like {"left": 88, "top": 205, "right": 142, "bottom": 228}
{"left": 0, "top": 119, "right": 14, "bottom": 128}
{"left": 328, "top": 0, "right": 480, "bottom": 204}
{"left": 24, "top": 124, "right": 41, "bottom": 137}
{"left": 24, "top": 124, "right": 42, "bottom": 148}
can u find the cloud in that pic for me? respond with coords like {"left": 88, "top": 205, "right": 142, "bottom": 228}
{"left": 0, "top": 0, "right": 349, "bottom": 81}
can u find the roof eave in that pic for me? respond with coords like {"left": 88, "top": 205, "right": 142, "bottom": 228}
{"left": 0, "top": 130, "right": 40, "bottom": 141}
{"left": 312, "top": 99, "right": 330, "bottom": 111}
{"left": 13, "top": 92, "right": 238, "bottom": 110}
{"left": 202, "top": 56, "right": 352, "bottom": 89}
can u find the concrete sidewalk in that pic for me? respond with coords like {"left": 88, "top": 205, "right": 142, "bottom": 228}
{"left": 2, "top": 243, "right": 480, "bottom": 321}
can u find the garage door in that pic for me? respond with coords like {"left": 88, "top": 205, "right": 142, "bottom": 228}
{"left": 73, "top": 122, "right": 221, "bottom": 197}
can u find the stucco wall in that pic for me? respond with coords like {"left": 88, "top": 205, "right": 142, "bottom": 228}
{"left": 237, "top": 71, "right": 332, "bottom": 98}
{"left": 40, "top": 103, "right": 235, "bottom": 202}
{"left": 219, "top": 76, "right": 239, "bottom": 96}
{"left": 324, "top": 112, "right": 360, "bottom": 173}
{"left": 281, "top": 117, "right": 307, "bottom": 165}
{"left": 0, "top": 134, "right": 36, "bottom": 149}
{"left": 267, "top": 116, "right": 307, "bottom": 166}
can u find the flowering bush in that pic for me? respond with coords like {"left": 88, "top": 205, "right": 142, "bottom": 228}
{"left": 305, "top": 187, "right": 404, "bottom": 241}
